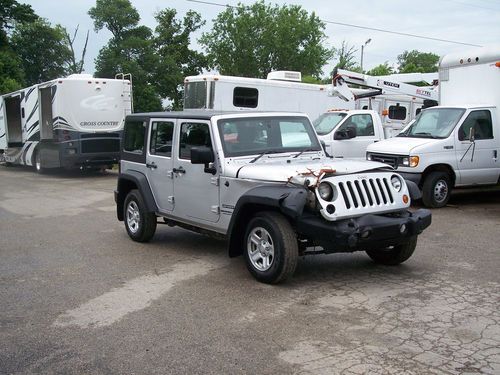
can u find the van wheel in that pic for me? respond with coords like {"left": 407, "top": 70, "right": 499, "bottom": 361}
{"left": 124, "top": 189, "right": 157, "bottom": 242}
{"left": 366, "top": 236, "right": 417, "bottom": 265}
{"left": 244, "top": 211, "right": 298, "bottom": 284}
{"left": 422, "top": 171, "right": 451, "bottom": 208}
{"left": 33, "top": 150, "right": 45, "bottom": 174}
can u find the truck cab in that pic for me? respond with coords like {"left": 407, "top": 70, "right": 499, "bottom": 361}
{"left": 314, "top": 110, "right": 384, "bottom": 159}
{"left": 366, "top": 46, "right": 500, "bottom": 208}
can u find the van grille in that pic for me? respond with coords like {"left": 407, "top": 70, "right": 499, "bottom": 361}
{"left": 370, "top": 153, "right": 399, "bottom": 168}
{"left": 338, "top": 177, "right": 394, "bottom": 210}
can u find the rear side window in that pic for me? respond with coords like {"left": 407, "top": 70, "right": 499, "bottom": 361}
{"left": 233, "top": 87, "right": 258, "bottom": 108}
{"left": 179, "top": 122, "right": 212, "bottom": 160}
{"left": 150, "top": 121, "right": 174, "bottom": 157}
{"left": 458, "top": 110, "right": 493, "bottom": 141}
{"left": 123, "top": 120, "right": 145, "bottom": 154}
{"left": 388, "top": 104, "right": 407, "bottom": 120}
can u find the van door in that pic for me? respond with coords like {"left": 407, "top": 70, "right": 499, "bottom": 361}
{"left": 0, "top": 98, "right": 6, "bottom": 149}
{"left": 145, "top": 118, "right": 175, "bottom": 212}
{"left": 455, "top": 109, "right": 499, "bottom": 185}
{"left": 172, "top": 120, "right": 220, "bottom": 223}
{"left": 332, "top": 113, "right": 379, "bottom": 159}
{"left": 39, "top": 87, "right": 54, "bottom": 140}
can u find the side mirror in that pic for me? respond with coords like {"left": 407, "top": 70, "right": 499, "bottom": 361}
{"left": 320, "top": 140, "right": 332, "bottom": 158}
{"left": 334, "top": 127, "right": 357, "bottom": 140}
{"left": 469, "top": 126, "right": 475, "bottom": 142}
{"left": 190, "top": 146, "right": 216, "bottom": 174}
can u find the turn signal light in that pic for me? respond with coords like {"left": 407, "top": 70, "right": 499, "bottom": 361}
{"left": 409, "top": 156, "right": 420, "bottom": 167}
{"left": 496, "top": 61, "right": 500, "bottom": 68}
{"left": 382, "top": 109, "right": 389, "bottom": 116}
{"left": 403, "top": 195, "right": 409, "bottom": 204}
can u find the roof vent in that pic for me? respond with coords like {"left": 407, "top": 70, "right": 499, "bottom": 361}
{"left": 267, "top": 71, "right": 302, "bottom": 82}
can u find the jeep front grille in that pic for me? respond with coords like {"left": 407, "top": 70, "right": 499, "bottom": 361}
{"left": 338, "top": 177, "right": 394, "bottom": 209}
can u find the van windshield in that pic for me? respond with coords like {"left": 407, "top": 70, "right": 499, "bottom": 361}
{"left": 217, "top": 116, "right": 322, "bottom": 157}
{"left": 313, "top": 112, "right": 347, "bottom": 135}
{"left": 399, "top": 108, "right": 465, "bottom": 139}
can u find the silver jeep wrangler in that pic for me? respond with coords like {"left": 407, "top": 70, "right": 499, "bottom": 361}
{"left": 115, "top": 111, "right": 431, "bottom": 283}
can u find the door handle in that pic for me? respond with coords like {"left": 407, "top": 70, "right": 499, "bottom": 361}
{"left": 173, "top": 166, "right": 186, "bottom": 174}
{"left": 146, "top": 162, "right": 157, "bottom": 169}
{"left": 494, "top": 150, "right": 498, "bottom": 160}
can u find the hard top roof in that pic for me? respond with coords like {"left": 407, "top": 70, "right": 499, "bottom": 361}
{"left": 126, "top": 110, "right": 307, "bottom": 120}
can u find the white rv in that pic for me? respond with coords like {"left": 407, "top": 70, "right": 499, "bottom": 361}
{"left": 0, "top": 74, "right": 132, "bottom": 172}
{"left": 367, "top": 45, "right": 500, "bottom": 207}
{"left": 183, "top": 71, "right": 354, "bottom": 121}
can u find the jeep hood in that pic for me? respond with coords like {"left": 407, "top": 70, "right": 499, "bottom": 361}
{"left": 226, "top": 158, "right": 391, "bottom": 182}
{"left": 367, "top": 136, "right": 437, "bottom": 154}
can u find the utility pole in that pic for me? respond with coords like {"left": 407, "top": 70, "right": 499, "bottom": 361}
{"left": 360, "top": 38, "right": 371, "bottom": 71}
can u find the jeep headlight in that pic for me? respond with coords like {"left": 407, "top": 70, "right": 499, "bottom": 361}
{"left": 402, "top": 155, "right": 419, "bottom": 167}
{"left": 391, "top": 175, "right": 403, "bottom": 192}
{"left": 318, "top": 182, "right": 334, "bottom": 201}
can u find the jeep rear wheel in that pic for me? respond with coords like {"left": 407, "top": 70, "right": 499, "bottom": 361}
{"left": 366, "top": 236, "right": 417, "bottom": 265}
{"left": 124, "top": 189, "right": 157, "bottom": 242}
{"left": 244, "top": 211, "right": 298, "bottom": 284}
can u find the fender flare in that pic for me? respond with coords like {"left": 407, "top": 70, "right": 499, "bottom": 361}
{"left": 405, "top": 179, "right": 422, "bottom": 201}
{"left": 226, "top": 185, "right": 309, "bottom": 257}
{"left": 115, "top": 170, "right": 158, "bottom": 221}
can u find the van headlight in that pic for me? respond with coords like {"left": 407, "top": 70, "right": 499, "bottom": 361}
{"left": 318, "top": 182, "right": 334, "bottom": 201}
{"left": 366, "top": 152, "right": 372, "bottom": 161}
{"left": 391, "top": 175, "right": 403, "bottom": 191}
{"left": 401, "top": 155, "right": 419, "bottom": 167}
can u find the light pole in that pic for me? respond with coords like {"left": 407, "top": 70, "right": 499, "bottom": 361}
{"left": 360, "top": 38, "right": 371, "bottom": 71}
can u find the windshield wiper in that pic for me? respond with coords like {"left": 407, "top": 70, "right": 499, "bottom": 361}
{"left": 411, "top": 132, "right": 439, "bottom": 139}
{"left": 293, "top": 148, "right": 318, "bottom": 158}
{"left": 249, "top": 150, "right": 276, "bottom": 163}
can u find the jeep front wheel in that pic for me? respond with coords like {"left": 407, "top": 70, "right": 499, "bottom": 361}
{"left": 124, "top": 189, "right": 157, "bottom": 242}
{"left": 244, "top": 212, "right": 298, "bottom": 284}
{"left": 366, "top": 236, "right": 417, "bottom": 265}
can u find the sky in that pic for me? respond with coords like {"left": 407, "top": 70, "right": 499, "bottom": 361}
{"left": 21, "top": 0, "right": 500, "bottom": 77}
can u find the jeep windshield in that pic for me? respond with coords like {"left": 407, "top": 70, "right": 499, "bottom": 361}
{"left": 313, "top": 112, "right": 347, "bottom": 135}
{"left": 398, "top": 108, "right": 466, "bottom": 139}
{"left": 217, "top": 116, "right": 322, "bottom": 157}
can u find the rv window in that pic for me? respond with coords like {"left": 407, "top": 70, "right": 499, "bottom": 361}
{"left": 338, "top": 114, "right": 375, "bottom": 137}
{"left": 179, "top": 122, "right": 212, "bottom": 160}
{"left": 233, "top": 87, "right": 258, "bottom": 108}
{"left": 388, "top": 104, "right": 407, "bottom": 120}
{"left": 458, "top": 110, "right": 493, "bottom": 141}
{"left": 184, "top": 81, "right": 207, "bottom": 109}
{"left": 123, "top": 120, "right": 145, "bottom": 154}
{"left": 150, "top": 121, "right": 174, "bottom": 157}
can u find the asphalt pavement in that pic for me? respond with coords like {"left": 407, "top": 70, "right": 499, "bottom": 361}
{"left": 0, "top": 165, "right": 499, "bottom": 375}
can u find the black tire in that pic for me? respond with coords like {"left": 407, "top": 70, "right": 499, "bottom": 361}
{"left": 366, "top": 236, "right": 417, "bottom": 265}
{"left": 422, "top": 171, "right": 452, "bottom": 208}
{"left": 243, "top": 211, "right": 298, "bottom": 284}
{"left": 123, "top": 189, "right": 157, "bottom": 242}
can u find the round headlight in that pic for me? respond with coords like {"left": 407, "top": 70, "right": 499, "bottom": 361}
{"left": 391, "top": 175, "right": 402, "bottom": 191}
{"left": 318, "top": 182, "right": 333, "bottom": 201}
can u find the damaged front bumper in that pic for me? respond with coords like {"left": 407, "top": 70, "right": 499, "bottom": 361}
{"left": 296, "top": 209, "right": 431, "bottom": 253}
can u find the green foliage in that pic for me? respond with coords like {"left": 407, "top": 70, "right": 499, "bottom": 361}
{"left": 90, "top": 0, "right": 206, "bottom": 111}
{"left": 366, "top": 62, "right": 393, "bottom": 76}
{"left": 397, "top": 50, "right": 439, "bottom": 73}
{"left": 200, "top": 1, "right": 333, "bottom": 79}
{"left": 11, "top": 19, "right": 72, "bottom": 85}
{"left": 88, "top": 0, "right": 139, "bottom": 39}
{"left": 0, "top": 0, "right": 38, "bottom": 45}
{"left": 0, "top": 49, "right": 24, "bottom": 94}
{"left": 302, "top": 75, "right": 322, "bottom": 84}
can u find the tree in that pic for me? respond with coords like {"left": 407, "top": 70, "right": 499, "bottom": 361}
{"left": 0, "top": 0, "right": 38, "bottom": 45}
{"left": 88, "top": 0, "right": 139, "bottom": 40}
{"left": 200, "top": 1, "right": 333, "bottom": 79}
{"left": 331, "top": 40, "right": 361, "bottom": 72}
{"left": 366, "top": 62, "right": 393, "bottom": 76}
{"left": 0, "top": 49, "right": 24, "bottom": 93}
{"left": 64, "top": 25, "right": 89, "bottom": 74}
{"left": 11, "top": 19, "right": 72, "bottom": 85}
{"left": 397, "top": 50, "right": 439, "bottom": 73}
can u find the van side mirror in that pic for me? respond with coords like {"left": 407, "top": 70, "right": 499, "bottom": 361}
{"left": 469, "top": 127, "right": 475, "bottom": 142}
{"left": 191, "top": 146, "right": 216, "bottom": 174}
{"left": 334, "top": 127, "right": 357, "bottom": 140}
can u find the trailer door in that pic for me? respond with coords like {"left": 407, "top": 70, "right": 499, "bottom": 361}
{"left": 39, "top": 87, "right": 53, "bottom": 140}
{"left": 0, "top": 97, "right": 7, "bottom": 149}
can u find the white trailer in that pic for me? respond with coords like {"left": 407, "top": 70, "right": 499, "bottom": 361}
{"left": 0, "top": 74, "right": 132, "bottom": 172}
{"left": 183, "top": 71, "right": 354, "bottom": 121}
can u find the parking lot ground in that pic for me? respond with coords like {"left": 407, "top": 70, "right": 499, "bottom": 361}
{"left": 0, "top": 166, "right": 499, "bottom": 375}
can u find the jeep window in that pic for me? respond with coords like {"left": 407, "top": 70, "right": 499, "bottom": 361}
{"left": 233, "top": 87, "right": 258, "bottom": 108}
{"left": 402, "top": 108, "right": 466, "bottom": 139}
{"left": 150, "top": 121, "right": 174, "bottom": 157}
{"left": 184, "top": 81, "right": 207, "bottom": 109}
{"left": 123, "top": 120, "right": 145, "bottom": 154}
{"left": 458, "top": 110, "right": 493, "bottom": 141}
{"left": 179, "top": 122, "right": 212, "bottom": 160}
{"left": 388, "top": 104, "right": 407, "bottom": 120}
{"left": 337, "top": 114, "right": 375, "bottom": 137}
{"left": 217, "top": 116, "right": 321, "bottom": 157}
{"left": 313, "top": 113, "right": 347, "bottom": 135}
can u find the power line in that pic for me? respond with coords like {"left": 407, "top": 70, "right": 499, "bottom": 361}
{"left": 186, "top": 0, "right": 483, "bottom": 47}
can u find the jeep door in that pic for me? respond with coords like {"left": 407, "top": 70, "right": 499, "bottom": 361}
{"left": 172, "top": 120, "right": 220, "bottom": 223}
{"left": 145, "top": 118, "right": 175, "bottom": 212}
{"left": 455, "top": 109, "right": 499, "bottom": 185}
